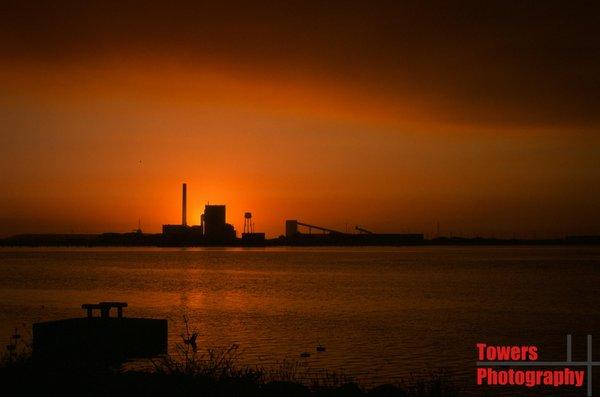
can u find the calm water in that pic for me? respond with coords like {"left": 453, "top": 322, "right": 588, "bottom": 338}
{"left": 1, "top": 246, "right": 599, "bottom": 394}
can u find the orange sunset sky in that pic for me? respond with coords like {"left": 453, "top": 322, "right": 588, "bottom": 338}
{"left": 1, "top": 1, "right": 599, "bottom": 238}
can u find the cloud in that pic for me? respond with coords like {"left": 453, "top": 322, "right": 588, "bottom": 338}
{"left": 1, "top": 0, "right": 599, "bottom": 128}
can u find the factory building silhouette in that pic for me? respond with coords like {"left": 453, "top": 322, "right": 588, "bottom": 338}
{"left": 161, "top": 183, "right": 422, "bottom": 246}
{"left": 162, "top": 183, "right": 261, "bottom": 245}
{"left": 284, "top": 220, "right": 423, "bottom": 245}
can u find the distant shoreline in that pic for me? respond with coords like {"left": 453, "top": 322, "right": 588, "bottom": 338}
{"left": 1, "top": 233, "right": 598, "bottom": 247}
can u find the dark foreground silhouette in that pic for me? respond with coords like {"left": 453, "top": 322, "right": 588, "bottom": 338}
{"left": 0, "top": 352, "right": 460, "bottom": 397}
{"left": 34, "top": 302, "right": 167, "bottom": 364}
{"left": 4, "top": 309, "right": 460, "bottom": 396}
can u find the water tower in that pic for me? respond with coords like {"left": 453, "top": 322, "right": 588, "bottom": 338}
{"left": 244, "top": 212, "right": 253, "bottom": 234}
{"left": 242, "top": 212, "right": 265, "bottom": 245}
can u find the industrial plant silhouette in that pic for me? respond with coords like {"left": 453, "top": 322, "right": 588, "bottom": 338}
{"left": 160, "top": 183, "right": 265, "bottom": 245}
{"left": 0, "top": 182, "right": 598, "bottom": 247}
{"left": 161, "top": 183, "right": 422, "bottom": 246}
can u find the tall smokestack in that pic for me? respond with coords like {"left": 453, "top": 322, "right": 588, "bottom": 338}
{"left": 182, "top": 183, "right": 187, "bottom": 226}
